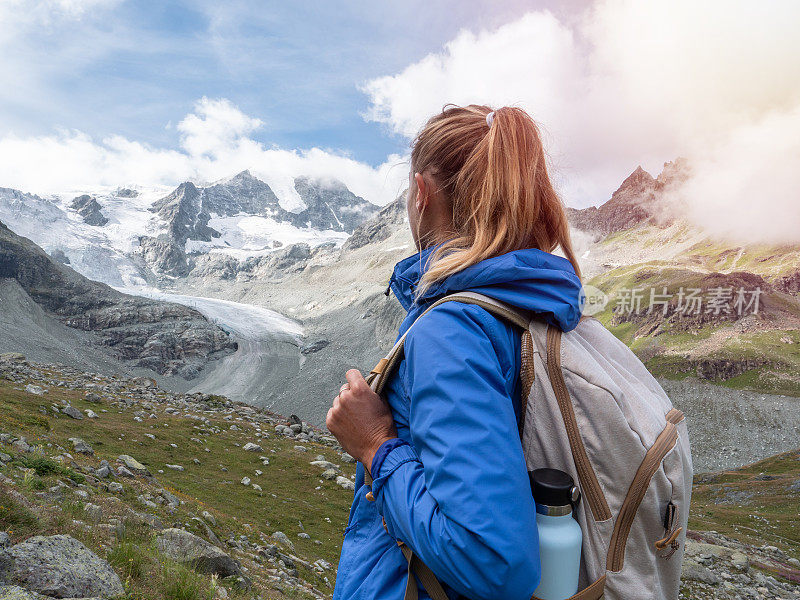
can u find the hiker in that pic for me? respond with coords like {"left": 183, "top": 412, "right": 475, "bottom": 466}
{"left": 327, "top": 104, "right": 583, "bottom": 600}
{"left": 326, "top": 104, "right": 692, "bottom": 600}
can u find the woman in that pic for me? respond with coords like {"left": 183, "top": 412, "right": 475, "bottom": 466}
{"left": 326, "top": 104, "right": 583, "bottom": 600}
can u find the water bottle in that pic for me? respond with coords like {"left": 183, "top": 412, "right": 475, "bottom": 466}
{"left": 531, "top": 468, "right": 582, "bottom": 600}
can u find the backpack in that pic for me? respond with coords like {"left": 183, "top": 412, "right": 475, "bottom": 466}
{"left": 363, "top": 291, "right": 693, "bottom": 600}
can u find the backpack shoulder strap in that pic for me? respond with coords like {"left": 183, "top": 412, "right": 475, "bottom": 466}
{"left": 366, "top": 291, "right": 531, "bottom": 397}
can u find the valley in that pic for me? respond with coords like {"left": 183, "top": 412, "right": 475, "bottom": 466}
{"left": 1, "top": 160, "right": 799, "bottom": 599}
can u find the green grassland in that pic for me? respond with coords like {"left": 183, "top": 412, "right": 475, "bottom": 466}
{"left": 690, "top": 449, "right": 800, "bottom": 560}
{"left": 586, "top": 261, "right": 800, "bottom": 397}
{"left": 0, "top": 368, "right": 356, "bottom": 600}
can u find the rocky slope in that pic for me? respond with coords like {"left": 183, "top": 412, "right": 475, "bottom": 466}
{"left": 0, "top": 221, "right": 236, "bottom": 381}
{"left": 569, "top": 160, "right": 800, "bottom": 396}
{"left": 168, "top": 192, "right": 412, "bottom": 423}
{"left": 137, "top": 172, "right": 378, "bottom": 281}
{"left": 0, "top": 172, "right": 378, "bottom": 289}
{"left": 1, "top": 355, "right": 798, "bottom": 600}
{"left": 70, "top": 194, "right": 108, "bottom": 227}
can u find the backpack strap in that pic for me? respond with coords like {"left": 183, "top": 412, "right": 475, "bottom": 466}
{"left": 360, "top": 292, "right": 531, "bottom": 600}
{"left": 364, "top": 291, "right": 531, "bottom": 483}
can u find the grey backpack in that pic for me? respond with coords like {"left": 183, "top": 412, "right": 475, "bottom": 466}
{"left": 364, "top": 291, "right": 693, "bottom": 600}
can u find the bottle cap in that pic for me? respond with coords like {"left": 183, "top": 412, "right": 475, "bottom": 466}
{"left": 530, "top": 468, "right": 580, "bottom": 508}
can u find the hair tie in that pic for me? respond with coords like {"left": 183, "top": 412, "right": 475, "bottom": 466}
{"left": 485, "top": 111, "right": 495, "bottom": 128}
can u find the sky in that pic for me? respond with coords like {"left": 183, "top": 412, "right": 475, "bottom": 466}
{"left": 0, "top": 0, "right": 799, "bottom": 241}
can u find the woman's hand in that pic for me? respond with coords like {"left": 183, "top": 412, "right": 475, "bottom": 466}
{"left": 326, "top": 369, "right": 397, "bottom": 475}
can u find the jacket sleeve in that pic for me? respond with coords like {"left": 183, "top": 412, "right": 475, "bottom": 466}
{"left": 371, "top": 302, "right": 541, "bottom": 600}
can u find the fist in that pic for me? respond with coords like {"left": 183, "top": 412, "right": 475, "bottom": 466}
{"left": 326, "top": 369, "right": 397, "bottom": 475}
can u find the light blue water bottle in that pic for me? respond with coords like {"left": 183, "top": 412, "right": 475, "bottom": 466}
{"left": 531, "top": 468, "right": 582, "bottom": 600}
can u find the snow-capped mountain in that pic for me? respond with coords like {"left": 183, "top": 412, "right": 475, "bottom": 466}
{"left": 0, "top": 171, "right": 379, "bottom": 287}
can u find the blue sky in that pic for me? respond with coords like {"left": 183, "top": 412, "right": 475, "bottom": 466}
{"left": 1, "top": 0, "right": 798, "bottom": 238}
{"left": 1, "top": 0, "right": 586, "bottom": 166}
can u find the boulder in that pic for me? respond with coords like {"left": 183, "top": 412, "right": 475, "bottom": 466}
{"left": 155, "top": 529, "right": 239, "bottom": 577}
{"left": 61, "top": 406, "right": 83, "bottom": 420}
{"left": 0, "top": 535, "right": 123, "bottom": 598}
{"left": 61, "top": 406, "right": 83, "bottom": 421}
{"left": 69, "top": 438, "right": 93, "bottom": 456}
{"left": 336, "top": 476, "right": 355, "bottom": 491}
{"left": 242, "top": 443, "right": 262, "bottom": 452}
{"left": 0, "top": 585, "right": 49, "bottom": 600}
{"left": 117, "top": 455, "right": 149, "bottom": 476}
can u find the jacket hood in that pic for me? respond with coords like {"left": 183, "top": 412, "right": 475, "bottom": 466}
{"left": 388, "top": 244, "right": 583, "bottom": 332}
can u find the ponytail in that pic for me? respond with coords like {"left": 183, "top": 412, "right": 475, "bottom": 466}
{"left": 410, "top": 104, "right": 581, "bottom": 300}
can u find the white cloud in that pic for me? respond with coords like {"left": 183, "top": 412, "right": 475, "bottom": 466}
{"left": 177, "top": 97, "right": 263, "bottom": 159}
{"left": 361, "top": 0, "right": 800, "bottom": 242}
{"left": 0, "top": 0, "right": 120, "bottom": 32}
{"left": 0, "top": 97, "right": 407, "bottom": 207}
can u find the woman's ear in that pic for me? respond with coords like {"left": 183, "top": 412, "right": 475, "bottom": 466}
{"left": 414, "top": 172, "right": 428, "bottom": 212}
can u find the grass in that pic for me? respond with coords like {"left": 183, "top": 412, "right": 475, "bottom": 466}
{"left": 0, "top": 367, "right": 352, "bottom": 598}
{"left": 16, "top": 453, "right": 86, "bottom": 483}
{"left": 158, "top": 559, "right": 210, "bottom": 600}
{"left": 0, "top": 487, "right": 40, "bottom": 540}
{"left": 690, "top": 449, "right": 800, "bottom": 559}
{"left": 584, "top": 262, "right": 800, "bottom": 396}
{"left": 109, "top": 540, "right": 149, "bottom": 579}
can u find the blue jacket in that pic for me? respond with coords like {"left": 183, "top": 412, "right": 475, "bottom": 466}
{"left": 333, "top": 245, "right": 583, "bottom": 600}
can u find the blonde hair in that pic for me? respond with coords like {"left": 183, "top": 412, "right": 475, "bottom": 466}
{"left": 410, "top": 104, "right": 581, "bottom": 299}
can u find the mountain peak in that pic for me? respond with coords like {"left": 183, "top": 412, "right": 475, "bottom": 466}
{"left": 618, "top": 166, "right": 656, "bottom": 192}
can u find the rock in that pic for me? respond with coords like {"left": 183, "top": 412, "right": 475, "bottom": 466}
{"left": 117, "top": 455, "right": 150, "bottom": 476}
{"left": 68, "top": 438, "right": 93, "bottom": 456}
{"left": 271, "top": 531, "right": 294, "bottom": 551}
{"left": 11, "top": 439, "right": 31, "bottom": 454}
{"left": 24, "top": 385, "right": 45, "bottom": 396}
{"left": 0, "top": 584, "right": 49, "bottom": 600}
{"left": 159, "top": 489, "right": 181, "bottom": 508}
{"left": 201, "top": 511, "right": 217, "bottom": 526}
{"left": 730, "top": 551, "right": 749, "bottom": 570}
{"left": 310, "top": 460, "right": 339, "bottom": 471}
{"left": 240, "top": 477, "right": 251, "bottom": 486}
{"left": 84, "top": 410, "right": 98, "bottom": 419}
{"left": 242, "top": 442, "right": 262, "bottom": 452}
{"left": 95, "top": 465, "right": 110, "bottom": 478}
{"left": 156, "top": 528, "right": 239, "bottom": 577}
{"left": 83, "top": 503, "right": 102, "bottom": 522}
{"left": 0, "top": 534, "right": 123, "bottom": 598}
{"left": 300, "top": 339, "right": 329, "bottom": 355}
{"left": 108, "top": 482, "right": 123, "bottom": 493}
{"left": 321, "top": 469, "right": 338, "bottom": 480}
{"left": 116, "top": 466, "right": 135, "bottom": 478}
{"left": 165, "top": 464, "right": 184, "bottom": 471}
{"left": 681, "top": 559, "right": 721, "bottom": 585}
{"left": 61, "top": 406, "right": 83, "bottom": 420}
{"left": 336, "top": 476, "right": 355, "bottom": 491}
{"left": 0, "top": 532, "right": 8, "bottom": 548}
{"left": 70, "top": 194, "right": 108, "bottom": 227}
{"left": 251, "top": 483, "right": 262, "bottom": 493}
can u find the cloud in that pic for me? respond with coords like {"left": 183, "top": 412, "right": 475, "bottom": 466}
{"left": 177, "top": 97, "right": 263, "bottom": 159}
{"left": 361, "top": 0, "right": 800, "bottom": 243}
{"left": 675, "top": 107, "right": 800, "bottom": 246}
{"left": 0, "top": 97, "right": 408, "bottom": 207}
{"left": 0, "top": 0, "right": 121, "bottom": 32}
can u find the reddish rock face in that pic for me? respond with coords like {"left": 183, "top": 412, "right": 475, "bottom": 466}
{"left": 568, "top": 159, "right": 690, "bottom": 235}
